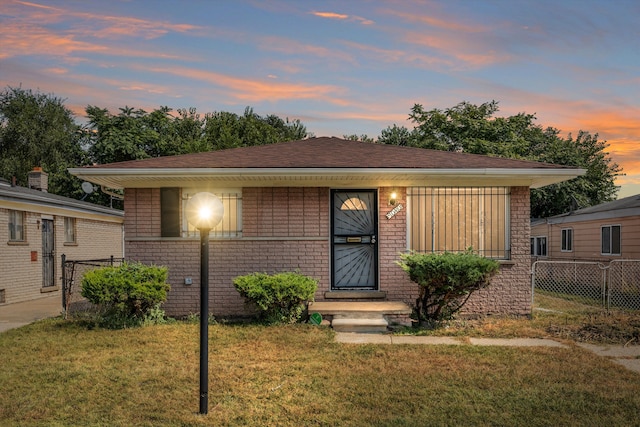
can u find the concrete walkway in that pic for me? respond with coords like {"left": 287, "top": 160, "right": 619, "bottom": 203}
{"left": 336, "top": 332, "right": 640, "bottom": 374}
{"left": 0, "top": 293, "right": 62, "bottom": 333}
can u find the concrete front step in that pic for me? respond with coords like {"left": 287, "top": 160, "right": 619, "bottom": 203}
{"left": 308, "top": 301, "right": 412, "bottom": 333}
{"left": 331, "top": 316, "right": 388, "bottom": 333}
{"left": 308, "top": 301, "right": 412, "bottom": 315}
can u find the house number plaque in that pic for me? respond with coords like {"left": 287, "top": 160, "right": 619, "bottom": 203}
{"left": 385, "top": 203, "right": 403, "bottom": 219}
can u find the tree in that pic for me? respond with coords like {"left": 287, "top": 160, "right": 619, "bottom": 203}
{"left": 407, "top": 101, "right": 535, "bottom": 158}
{"left": 0, "top": 86, "right": 87, "bottom": 198}
{"left": 85, "top": 105, "right": 176, "bottom": 165}
{"left": 377, "top": 124, "right": 417, "bottom": 146}
{"left": 382, "top": 101, "right": 622, "bottom": 217}
{"left": 204, "top": 107, "right": 307, "bottom": 150}
{"left": 343, "top": 134, "right": 374, "bottom": 143}
{"left": 529, "top": 129, "right": 621, "bottom": 217}
{"left": 87, "top": 105, "right": 309, "bottom": 163}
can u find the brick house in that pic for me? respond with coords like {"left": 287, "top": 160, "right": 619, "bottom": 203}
{"left": 0, "top": 169, "right": 124, "bottom": 305}
{"left": 70, "top": 137, "right": 582, "bottom": 318}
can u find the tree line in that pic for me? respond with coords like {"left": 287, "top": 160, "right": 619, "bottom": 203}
{"left": 0, "top": 86, "right": 622, "bottom": 217}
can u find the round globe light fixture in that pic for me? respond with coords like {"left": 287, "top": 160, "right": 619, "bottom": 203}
{"left": 185, "top": 192, "right": 224, "bottom": 230}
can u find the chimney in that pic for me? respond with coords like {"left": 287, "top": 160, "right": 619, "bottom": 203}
{"left": 28, "top": 167, "right": 48, "bottom": 192}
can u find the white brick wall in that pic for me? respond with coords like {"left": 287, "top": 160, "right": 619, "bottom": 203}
{"left": 0, "top": 208, "right": 123, "bottom": 305}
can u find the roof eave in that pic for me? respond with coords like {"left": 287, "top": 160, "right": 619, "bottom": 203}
{"left": 68, "top": 167, "right": 585, "bottom": 190}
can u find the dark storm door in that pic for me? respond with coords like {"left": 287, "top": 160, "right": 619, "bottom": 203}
{"left": 331, "top": 190, "right": 378, "bottom": 290}
{"left": 42, "top": 219, "right": 55, "bottom": 288}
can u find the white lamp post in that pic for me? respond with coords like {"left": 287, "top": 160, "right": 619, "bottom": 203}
{"left": 185, "top": 192, "right": 224, "bottom": 415}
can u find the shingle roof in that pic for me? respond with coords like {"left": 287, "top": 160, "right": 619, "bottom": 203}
{"left": 545, "top": 193, "right": 640, "bottom": 224}
{"left": 85, "top": 137, "right": 570, "bottom": 170}
{"left": 70, "top": 137, "right": 584, "bottom": 190}
{"left": 0, "top": 181, "right": 123, "bottom": 217}
{"left": 568, "top": 194, "right": 640, "bottom": 215}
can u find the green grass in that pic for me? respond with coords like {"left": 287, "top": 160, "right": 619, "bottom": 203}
{"left": 1, "top": 316, "right": 640, "bottom": 426}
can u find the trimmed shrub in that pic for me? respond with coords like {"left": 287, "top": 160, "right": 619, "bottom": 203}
{"left": 81, "top": 262, "right": 170, "bottom": 328}
{"left": 398, "top": 250, "right": 500, "bottom": 323}
{"left": 233, "top": 272, "right": 318, "bottom": 324}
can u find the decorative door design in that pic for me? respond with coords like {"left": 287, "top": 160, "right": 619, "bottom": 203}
{"left": 42, "top": 219, "right": 55, "bottom": 288}
{"left": 331, "top": 190, "right": 378, "bottom": 290}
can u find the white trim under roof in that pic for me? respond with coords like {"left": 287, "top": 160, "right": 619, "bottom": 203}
{"left": 68, "top": 167, "right": 584, "bottom": 190}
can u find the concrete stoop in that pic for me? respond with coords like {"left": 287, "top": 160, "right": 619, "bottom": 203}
{"left": 308, "top": 301, "right": 412, "bottom": 333}
{"left": 331, "top": 315, "right": 389, "bottom": 333}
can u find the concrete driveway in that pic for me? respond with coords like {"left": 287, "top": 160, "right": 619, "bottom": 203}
{"left": 0, "top": 293, "right": 62, "bottom": 333}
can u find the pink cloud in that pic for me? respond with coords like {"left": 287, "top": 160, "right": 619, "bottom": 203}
{"left": 311, "top": 10, "right": 374, "bottom": 25}
{"left": 7, "top": 1, "right": 203, "bottom": 40}
{"left": 312, "top": 11, "right": 349, "bottom": 20}
{"left": 259, "top": 36, "right": 357, "bottom": 65}
{"left": 383, "top": 8, "right": 487, "bottom": 33}
{"left": 377, "top": 7, "right": 515, "bottom": 69}
{"left": 0, "top": 0, "right": 202, "bottom": 61}
{"left": 401, "top": 31, "right": 512, "bottom": 69}
{"left": 0, "top": 21, "right": 188, "bottom": 61}
{"left": 137, "top": 65, "right": 348, "bottom": 105}
{"left": 43, "top": 67, "right": 69, "bottom": 75}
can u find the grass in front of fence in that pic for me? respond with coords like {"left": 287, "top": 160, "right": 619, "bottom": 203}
{"left": 400, "top": 292, "right": 640, "bottom": 345}
{"left": 1, "top": 319, "right": 640, "bottom": 426}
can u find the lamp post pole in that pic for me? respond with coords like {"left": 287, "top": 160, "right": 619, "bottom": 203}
{"left": 199, "top": 227, "right": 211, "bottom": 415}
{"left": 185, "top": 191, "right": 223, "bottom": 416}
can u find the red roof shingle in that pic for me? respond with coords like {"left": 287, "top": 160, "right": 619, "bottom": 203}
{"left": 85, "top": 137, "right": 569, "bottom": 170}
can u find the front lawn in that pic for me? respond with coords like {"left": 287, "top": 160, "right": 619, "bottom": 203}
{"left": 1, "top": 318, "right": 639, "bottom": 426}
{"left": 399, "top": 293, "right": 640, "bottom": 345}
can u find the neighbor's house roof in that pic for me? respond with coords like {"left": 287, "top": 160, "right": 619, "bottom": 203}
{"left": 0, "top": 180, "right": 124, "bottom": 223}
{"left": 542, "top": 194, "right": 640, "bottom": 225}
{"left": 69, "top": 137, "right": 584, "bottom": 189}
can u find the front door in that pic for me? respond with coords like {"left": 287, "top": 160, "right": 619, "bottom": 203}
{"left": 331, "top": 190, "right": 378, "bottom": 290}
{"left": 41, "top": 219, "right": 55, "bottom": 288}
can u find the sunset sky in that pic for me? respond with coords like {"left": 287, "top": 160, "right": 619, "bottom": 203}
{"left": 1, "top": 0, "right": 639, "bottom": 197}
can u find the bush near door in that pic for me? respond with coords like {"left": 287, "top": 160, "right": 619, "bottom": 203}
{"left": 398, "top": 250, "right": 499, "bottom": 324}
{"left": 233, "top": 272, "right": 318, "bottom": 324}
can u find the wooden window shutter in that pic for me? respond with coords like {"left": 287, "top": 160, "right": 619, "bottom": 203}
{"left": 161, "top": 188, "right": 181, "bottom": 237}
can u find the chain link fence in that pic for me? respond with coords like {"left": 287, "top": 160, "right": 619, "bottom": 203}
{"left": 608, "top": 260, "right": 640, "bottom": 311}
{"left": 532, "top": 260, "right": 640, "bottom": 312}
{"left": 61, "top": 255, "right": 125, "bottom": 319}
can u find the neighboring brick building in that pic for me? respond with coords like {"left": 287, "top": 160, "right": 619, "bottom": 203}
{"left": 70, "top": 137, "right": 583, "bottom": 318}
{"left": 0, "top": 169, "right": 124, "bottom": 305}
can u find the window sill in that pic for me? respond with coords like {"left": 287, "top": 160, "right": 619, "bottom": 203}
{"left": 63, "top": 242, "right": 78, "bottom": 246}
{"left": 7, "top": 241, "right": 28, "bottom": 246}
